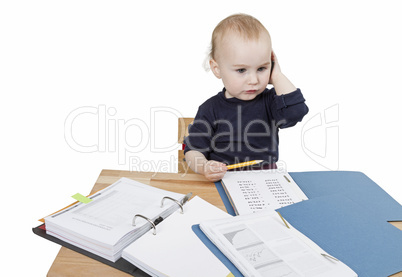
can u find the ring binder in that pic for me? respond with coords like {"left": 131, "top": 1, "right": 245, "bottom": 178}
{"left": 161, "top": 196, "right": 184, "bottom": 214}
{"left": 131, "top": 193, "right": 193, "bottom": 236}
{"left": 132, "top": 214, "right": 157, "bottom": 235}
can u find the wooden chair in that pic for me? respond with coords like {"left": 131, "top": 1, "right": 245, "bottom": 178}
{"left": 178, "top": 117, "right": 194, "bottom": 173}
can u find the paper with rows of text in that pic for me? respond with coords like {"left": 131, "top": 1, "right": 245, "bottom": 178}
{"left": 221, "top": 170, "right": 308, "bottom": 215}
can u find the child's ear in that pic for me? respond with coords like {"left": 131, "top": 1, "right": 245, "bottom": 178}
{"left": 209, "top": 59, "right": 221, "bottom": 79}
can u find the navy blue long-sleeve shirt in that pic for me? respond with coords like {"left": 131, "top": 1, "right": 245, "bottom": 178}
{"left": 184, "top": 87, "right": 308, "bottom": 166}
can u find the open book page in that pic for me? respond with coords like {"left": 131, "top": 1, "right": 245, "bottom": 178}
{"left": 45, "top": 177, "right": 185, "bottom": 261}
{"left": 200, "top": 211, "right": 357, "bottom": 277}
{"left": 122, "top": 196, "right": 232, "bottom": 277}
{"left": 222, "top": 170, "right": 307, "bottom": 215}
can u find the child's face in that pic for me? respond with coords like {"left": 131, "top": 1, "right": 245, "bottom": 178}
{"left": 210, "top": 32, "right": 272, "bottom": 101}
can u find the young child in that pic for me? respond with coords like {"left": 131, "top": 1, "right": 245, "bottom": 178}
{"left": 184, "top": 13, "right": 308, "bottom": 182}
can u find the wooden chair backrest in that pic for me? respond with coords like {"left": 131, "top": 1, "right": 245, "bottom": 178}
{"left": 178, "top": 118, "right": 194, "bottom": 173}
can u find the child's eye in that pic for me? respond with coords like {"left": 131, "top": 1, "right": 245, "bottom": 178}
{"left": 258, "top": 67, "right": 267, "bottom": 72}
{"left": 236, "top": 68, "right": 246, "bottom": 73}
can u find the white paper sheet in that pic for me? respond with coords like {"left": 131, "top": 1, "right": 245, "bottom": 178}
{"left": 200, "top": 211, "right": 357, "bottom": 277}
{"left": 222, "top": 170, "right": 308, "bottom": 215}
{"left": 122, "top": 196, "right": 232, "bottom": 277}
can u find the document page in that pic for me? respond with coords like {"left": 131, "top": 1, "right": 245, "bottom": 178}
{"left": 122, "top": 196, "right": 232, "bottom": 277}
{"left": 200, "top": 211, "right": 357, "bottom": 277}
{"left": 222, "top": 170, "right": 307, "bottom": 215}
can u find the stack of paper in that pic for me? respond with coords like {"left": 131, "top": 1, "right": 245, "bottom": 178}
{"left": 45, "top": 177, "right": 186, "bottom": 262}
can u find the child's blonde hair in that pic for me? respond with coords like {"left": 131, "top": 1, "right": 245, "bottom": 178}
{"left": 208, "top": 13, "right": 270, "bottom": 62}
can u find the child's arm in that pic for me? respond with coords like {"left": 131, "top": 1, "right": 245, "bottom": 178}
{"left": 267, "top": 50, "right": 308, "bottom": 128}
{"left": 185, "top": 150, "right": 227, "bottom": 182}
{"left": 269, "top": 51, "right": 297, "bottom": 96}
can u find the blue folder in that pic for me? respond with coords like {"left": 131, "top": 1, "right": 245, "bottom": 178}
{"left": 216, "top": 171, "right": 402, "bottom": 221}
{"left": 214, "top": 171, "right": 402, "bottom": 277}
{"left": 289, "top": 171, "right": 402, "bottom": 222}
{"left": 277, "top": 194, "right": 402, "bottom": 277}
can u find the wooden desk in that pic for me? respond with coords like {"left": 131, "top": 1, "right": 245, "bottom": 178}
{"left": 46, "top": 169, "right": 402, "bottom": 277}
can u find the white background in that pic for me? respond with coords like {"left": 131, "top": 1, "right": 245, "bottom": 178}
{"left": 1, "top": 0, "right": 401, "bottom": 275}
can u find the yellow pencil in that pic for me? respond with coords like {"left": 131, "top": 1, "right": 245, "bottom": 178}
{"left": 226, "top": 160, "right": 264, "bottom": 170}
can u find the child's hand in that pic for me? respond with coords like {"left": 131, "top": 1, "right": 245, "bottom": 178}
{"left": 269, "top": 50, "right": 297, "bottom": 95}
{"left": 203, "top": 160, "right": 227, "bottom": 182}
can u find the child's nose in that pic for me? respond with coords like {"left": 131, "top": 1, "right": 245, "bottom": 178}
{"left": 248, "top": 73, "right": 258, "bottom": 85}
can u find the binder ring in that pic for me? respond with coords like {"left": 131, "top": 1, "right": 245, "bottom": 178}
{"left": 161, "top": 196, "right": 184, "bottom": 214}
{"left": 132, "top": 214, "right": 156, "bottom": 235}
